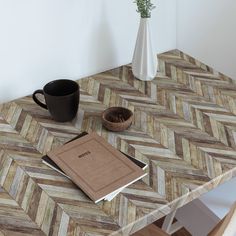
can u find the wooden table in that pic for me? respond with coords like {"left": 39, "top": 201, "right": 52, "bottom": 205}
{"left": 1, "top": 50, "right": 236, "bottom": 236}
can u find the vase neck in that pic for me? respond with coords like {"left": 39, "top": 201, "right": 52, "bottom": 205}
{"left": 140, "top": 18, "right": 149, "bottom": 23}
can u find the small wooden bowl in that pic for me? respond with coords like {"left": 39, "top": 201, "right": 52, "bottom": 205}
{"left": 102, "top": 107, "right": 133, "bottom": 132}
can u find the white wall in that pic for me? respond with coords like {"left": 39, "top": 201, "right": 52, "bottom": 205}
{"left": 200, "top": 177, "right": 236, "bottom": 219}
{"left": 0, "top": 0, "right": 176, "bottom": 103}
{"left": 177, "top": 0, "right": 236, "bottom": 80}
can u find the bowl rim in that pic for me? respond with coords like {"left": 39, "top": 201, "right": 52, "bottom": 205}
{"left": 102, "top": 107, "right": 133, "bottom": 124}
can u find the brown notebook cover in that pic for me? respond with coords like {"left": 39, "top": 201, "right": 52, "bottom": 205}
{"left": 47, "top": 132, "right": 146, "bottom": 203}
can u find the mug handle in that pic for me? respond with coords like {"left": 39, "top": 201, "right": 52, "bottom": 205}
{"left": 32, "top": 90, "right": 48, "bottom": 109}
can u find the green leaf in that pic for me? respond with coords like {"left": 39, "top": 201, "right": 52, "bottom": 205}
{"left": 134, "top": 0, "right": 156, "bottom": 18}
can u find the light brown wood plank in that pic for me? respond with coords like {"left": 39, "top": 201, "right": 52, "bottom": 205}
{"left": 132, "top": 224, "right": 169, "bottom": 236}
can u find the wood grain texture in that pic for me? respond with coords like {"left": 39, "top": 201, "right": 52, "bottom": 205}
{"left": 132, "top": 224, "right": 169, "bottom": 236}
{"left": 1, "top": 50, "right": 236, "bottom": 235}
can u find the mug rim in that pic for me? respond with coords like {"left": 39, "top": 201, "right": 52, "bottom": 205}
{"left": 43, "top": 79, "right": 79, "bottom": 97}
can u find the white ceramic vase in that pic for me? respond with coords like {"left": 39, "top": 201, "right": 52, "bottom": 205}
{"left": 132, "top": 18, "right": 158, "bottom": 81}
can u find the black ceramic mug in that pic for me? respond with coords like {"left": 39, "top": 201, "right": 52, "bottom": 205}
{"left": 33, "top": 79, "right": 80, "bottom": 122}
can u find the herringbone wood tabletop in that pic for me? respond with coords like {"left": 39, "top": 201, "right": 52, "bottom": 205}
{"left": 1, "top": 50, "right": 236, "bottom": 235}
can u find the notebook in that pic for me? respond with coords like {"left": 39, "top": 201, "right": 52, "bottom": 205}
{"left": 46, "top": 132, "right": 147, "bottom": 203}
{"left": 42, "top": 132, "right": 147, "bottom": 201}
